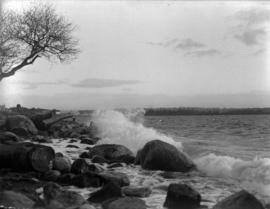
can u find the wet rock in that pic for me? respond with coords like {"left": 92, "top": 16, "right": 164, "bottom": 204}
{"left": 102, "top": 197, "right": 147, "bottom": 209}
{"left": 91, "top": 155, "right": 109, "bottom": 164}
{"left": 69, "top": 138, "right": 78, "bottom": 143}
{"left": 33, "top": 135, "right": 52, "bottom": 143}
{"left": 43, "top": 182, "right": 85, "bottom": 208}
{"left": 212, "top": 190, "right": 265, "bottom": 209}
{"left": 71, "top": 172, "right": 102, "bottom": 188}
{"left": 107, "top": 163, "right": 124, "bottom": 168}
{"left": 164, "top": 183, "right": 201, "bottom": 209}
{"left": 70, "top": 132, "right": 80, "bottom": 138}
{"left": 66, "top": 144, "right": 79, "bottom": 148}
{"left": 88, "top": 144, "right": 135, "bottom": 164}
{"left": 53, "top": 156, "right": 71, "bottom": 173}
{"left": 136, "top": 140, "right": 195, "bottom": 172}
{"left": 6, "top": 115, "right": 38, "bottom": 136}
{"left": 0, "top": 190, "right": 35, "bottom": 209}
{"left": 80, "top": 137, "right": 95, "bottom": 145}
{"left": 57, "top": 173, "right": 76, "bottom": 185}
{"left": 55, "top": 152, "right": 64, "bottom": 157}
{"left": 122, "top": 186, "right": 151, "bottom": 197}
{"left": 88, "top": 181, "right": 122, "bottom": 203}
{"left": 71, "top": 158, "right": 100, "bottom": 174}
{"left": 78, "top": 204, "right": 96, "bottom": 209}
{"left": 43, "top": 170, "right": 61, "bottom": 181}
{"left": 99, "top": 171, "right": 130, "bottom": 187}
{"left": 0, "top": 131, "right": 22, "bottom": 144}
{"left": 80, "top": 152, "right": 91, "bottom": 158}
{"left": 0, "top": 172, "right": 43, "bottom": 202}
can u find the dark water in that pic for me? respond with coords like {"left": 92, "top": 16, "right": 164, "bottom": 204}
{"left": 144, "top": 114, "right": 270, "bottom": 160}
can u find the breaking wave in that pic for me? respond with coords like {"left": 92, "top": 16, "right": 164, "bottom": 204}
{"left": 195, "top": 153, "right": 270, "bottom": 203}
{"left": 90, "top": 109, "right": 182, "bottom": 153}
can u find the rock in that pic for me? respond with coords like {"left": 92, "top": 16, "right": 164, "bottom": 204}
{"left": 57, "top": 173, "right": 76, "bottom": 185}
{"left": 102, "top": 197, "right": 147, "bottom": 209}
{"left": 0, "top": 131, "right": 22, "bottom": 144}
{"left": 66, "top": 144, "right": 79, "bottom": 148}
{"left": 33, "top": 135, "right": 52, "bottom": 143}
{"left": 71, "top": 172, "right": 102, "bottom": 188}
{"left": 80, "top": 137, "right": 95, "bottom": 145}
{"left": 163, "top": 183, "right": 201, "bottom": 209}
{"left": 43, "top": 170, "right": 61, "bottom": 181}
{"left": 53, "top": 156, "right": 71, "bottom": 173}
{"left": 0, "top": 172, "right": 43, "bottom": 202}
{"left": 55, "top": 152, "right": 64, "bottom": 157}
{"left": 88, "top": 181, "right": 122, "bottom": 203}
{"left": 99, "top": 171, "right": 130, "bottom": 187}
{"left": 71, "top": 158, "right": 100, "bottom": 174}
{"left": 78, "top": 204, "right": 96, "bottom": 209}
{"left": 30, "top": 110, "right": 54, "bottom": 130}
{"left": 91, "top": 155, "right": 109, "bottom": 164}
{"left": 69, "top": 138, "right": 78, "bottom": 143}
{"left": 122, "top": 186, "right": 151, "bottom": 197}
{"left": 88, "top": 144, "right": 135, "bottom": 164}
{"left": 43, "top": 182, "right": 85, "bottom": 208}
{"left": 136, "top": 140, "right": 195, "bottom": 172}
{"left": 80, "top": 152, "right": 91, "bottom": 158}
{"left": 212, "top": 190, "right": 265, "bottom": 209}
{"left": 107, "top": 163, "right": 124, "bottom": 168}
{"left": 0, "top": 190, "right": 35, "bottom": 209}
{"left": 70, "top": 132, "right": 80, "bottom": 138}
{"left": 6, "top": 115, "right": 38, "bottom": 136}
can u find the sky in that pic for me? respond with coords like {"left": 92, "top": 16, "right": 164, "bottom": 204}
{"left": 0, "top": 0, "right": 270, "bottom": 110}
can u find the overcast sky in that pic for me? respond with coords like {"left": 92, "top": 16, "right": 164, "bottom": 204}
{"left": 1, "top": 0, "right": 270, "bottom": 109}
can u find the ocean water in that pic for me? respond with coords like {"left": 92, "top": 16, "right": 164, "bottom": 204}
{"left": 50, "top": 110, "right": 270, "bottom": 208}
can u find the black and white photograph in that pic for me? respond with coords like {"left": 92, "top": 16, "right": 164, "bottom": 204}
{"left": 0, "top": 0, "right": 270, "bottom": 208}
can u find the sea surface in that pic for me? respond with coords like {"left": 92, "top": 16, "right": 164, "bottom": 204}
{"left": 50, "top": 110, "right": 270, "bottom": 208}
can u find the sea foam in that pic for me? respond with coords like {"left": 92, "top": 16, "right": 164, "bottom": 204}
{"left": 195, "top": 153, "right": 270, "bottom": 203}
{"left": 90, "top": 109, "right": 182, "bottom": 153}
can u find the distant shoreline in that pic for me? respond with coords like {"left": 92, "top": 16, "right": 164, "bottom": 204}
{"left": 144, "top": 107, "right": 270, "bottom": 116}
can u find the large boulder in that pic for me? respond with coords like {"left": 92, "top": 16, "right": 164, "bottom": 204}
{"left": 136, "top": 140, "right": 195, "bottom": 172}
{"left": 212, "top": 190, "right": 265, "bottom": 209}
{"left": 43, "top": 182, "right": 85, "bottom": 208}
{"left": 88, "top": 181, "right": 122, "bottom": 203}
{"left": 6, "top": 115, "right": 38, "bottom": 136}
{"left": 164, "top": 183, "right": 201, "bottom": 209}
{"left": 102, "top": 197, "right": 147, "bottom": 209}
{"left": 0, "top": 190, "right": 35, "bottom": 209}
{"left": 88, "top": 144, "right": 135, "bottom": 164}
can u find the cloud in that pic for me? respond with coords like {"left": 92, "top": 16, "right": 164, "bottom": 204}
{"left": 234, "top": 28, "right": 266, "bottom": 46}
{"left": 17, "top": 80, "right": 66, "bottom": 90}
{"left": 71, "top": 78, "right": 141, "bottom": 88}
{"left": 175, "top": 39, "right": 205, "bottom": 50}
{"left": 232, "top": 8, "right": 269, "bottom": 46}
{"left": 236, "top": 8, "right": 270, "bottom": 27}
{"left": 185, "top": 49, "right": 221, "bottom": 57}
{"left": 148, "top": 38, "right": 205, "bottom": 50}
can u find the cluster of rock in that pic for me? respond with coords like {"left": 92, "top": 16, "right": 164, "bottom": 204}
{"left": 0, "top": 106, "right": 268, "bottom": 209}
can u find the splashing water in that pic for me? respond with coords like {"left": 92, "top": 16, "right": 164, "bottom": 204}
{"left": 195, "top": 153, "right": 270, "bottom": 203}
{"left": 90, "top": 109, "right": 182, "bottom": 153}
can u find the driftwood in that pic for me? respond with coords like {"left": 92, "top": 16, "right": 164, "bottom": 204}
{"left": 0, "top": 142, "right": 55, "bottom": 172}
{"left": 42, "top": 113, "right": 74, "bottom": 128}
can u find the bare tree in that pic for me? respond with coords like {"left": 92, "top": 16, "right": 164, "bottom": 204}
{"left": 0, "top": 4, "right": 79, "bottom": 81}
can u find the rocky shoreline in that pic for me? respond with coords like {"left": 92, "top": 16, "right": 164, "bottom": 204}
{"left": 0, "top": 106, "right": 268, "bottom": 209}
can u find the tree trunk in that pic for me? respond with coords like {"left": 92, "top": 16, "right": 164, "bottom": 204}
{"left": 42, "top": 113, "right": 74, "bottom": 128}
{"left": 0, "top": 142, "right": 55, "bottom": 172}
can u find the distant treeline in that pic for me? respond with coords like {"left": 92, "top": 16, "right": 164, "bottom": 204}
{"left": 144, "top": 107, "right": 270, "bottom": 116}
